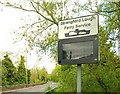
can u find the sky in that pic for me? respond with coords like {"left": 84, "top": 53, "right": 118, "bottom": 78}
{"left": 0, "top": 8, "right": 23, "bottom": 52}
{"left": 0, "top": 3, "right": 56, "bottom": 74}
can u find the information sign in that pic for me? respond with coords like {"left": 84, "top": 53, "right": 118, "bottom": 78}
{"left": 58, "top": 15, "right": 98, "bottom": 39}
{"left": 58, "top": 15, "right": 99, "bottom": 65}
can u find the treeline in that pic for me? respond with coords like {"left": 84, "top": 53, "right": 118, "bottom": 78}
{"left": 30, "top": 67, "right": 49, "bottom": 84}
{"left": 1, "top": 54, "right": 49, "bottom": 86}
{"left": 2, "top": 55, "right": 30, "bottom": 86}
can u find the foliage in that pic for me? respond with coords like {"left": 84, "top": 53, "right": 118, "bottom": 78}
{"left": 2, "top": 54, "right": 16, "bottom": 85}
{"left": 2, "top": 63, "right": 8, "bottom": 85}
{"left": 50, "top": 65, "right": 77, "bottom": 92}
{"left": 30, "top": 67, "right": 48, "bottom": 84}
{"left": 38, "top": 68, "right": 48, "bottom": 82}
{"left": 50, "top": 65, "right": 61, "bottom": 82}
{"left": 45, "top": 85, "right": 52, "bottom": 92}
{"left": 81, "top": 26, "right": 120, "bottom": 92}
{"left": 27, "top": 69, "right": 31, "bottom": 84}
{"left": 1, "top": 54, "right": 31, "bottom": 86}
{"left": 0, "top": 60, "right": 2, "bottom": 86}
{"left": 30, "top": 68, "right": 40, "bottom": 84}
{"left": 16, "top": 56, "right": 26, "bottom": 84}
{"left": 58, "top": 65, "right": 77, "bottom": 92}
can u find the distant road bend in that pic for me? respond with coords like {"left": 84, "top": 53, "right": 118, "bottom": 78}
{"left": 2, "top": 82, "right": 57, "bottom": 94}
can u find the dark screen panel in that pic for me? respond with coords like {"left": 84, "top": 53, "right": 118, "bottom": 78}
{"left": 62, "top": 41, "right": 93, "bottom": 60}
{"left": 58, "top": 35, "right": 99, "bottom": 64}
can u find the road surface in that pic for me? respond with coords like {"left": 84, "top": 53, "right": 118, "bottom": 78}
{"left": 2, "top": 82, "right": 57, "bottom": 94}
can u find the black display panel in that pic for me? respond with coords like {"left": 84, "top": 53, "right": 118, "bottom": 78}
{"left": 58, "top": 35, "right": 99, "bottom": 65}
{"left": 62, "top": 41, "right": 93, "bottom": 60}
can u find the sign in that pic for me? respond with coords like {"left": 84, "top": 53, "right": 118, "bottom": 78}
{"left": 58, "top": 15, "right": 98, "bottom": 39}
{"left": 58, "top": 15, "right": 99, "bottom": 65}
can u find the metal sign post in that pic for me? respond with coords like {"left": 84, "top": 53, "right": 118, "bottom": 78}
{"left": 77, "top": 64, "right": 82, "bottom": 93}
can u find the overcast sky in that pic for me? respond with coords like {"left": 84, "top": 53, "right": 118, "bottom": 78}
{"left": 0, "top": 4, "right": 56, "bottom": 73}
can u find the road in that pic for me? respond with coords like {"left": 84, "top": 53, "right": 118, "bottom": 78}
{"left": 2, "top": 82, "right": 57, "bottom": 94}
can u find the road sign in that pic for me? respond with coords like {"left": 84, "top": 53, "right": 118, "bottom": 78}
{"left": 58, "top": 15, "right": 98, "bottom": 39}
{"left": 58, "top": 15, "right": 99, "bottom": 65}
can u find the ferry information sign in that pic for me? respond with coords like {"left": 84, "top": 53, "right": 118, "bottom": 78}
{"left": 58, "top": 15, "right": 99, "bottom": 65}
{"left": 58, "top": 15, "right": 98, "bottom": 39}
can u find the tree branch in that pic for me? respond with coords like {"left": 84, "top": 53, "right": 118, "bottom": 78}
{"left": 38, "top": 3, "right": 58, "bottom": 26}
{"left": 30, "top": 1, "right": 58, "bottom": 25}
{"left": 25, "top": 20, "right": 45, "bottom": 31}
{"left": 0, "top": 1, "right": 36, "bottom": 12}
{"left": 0, "top": 1, "right": 58, "bottom": 25}
{"left": 100, "top": 9, "right": 118, "bottom": 13}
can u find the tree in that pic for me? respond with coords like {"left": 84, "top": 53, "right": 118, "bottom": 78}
{"left": 17, "top": 56, "right": 26, "bottom": 84}
{"left": 50, "top": 64, "right": 61, "bottom": 82}
{"left": 2, "top": 63, "right": 8, "bottom": 86}
{"left": 30, "top": 67, "right": 48, "bottom": 84}
{"left": 38, "top": 68, "right": 48, "bottom": 82}
{"left": 2, "top": 54, "right": 16, "bottom": 85}
{"left": 30, "top": 67, "right": 40, "bottom": 84}
{"left": 0, "top": 59, "right": 2, "bottom": 86}
{"left": 27, "top": 69, "right": 31, "bottom": 84}
{"left": 56, "top": 65, "right": 77, "bottom": 92}
{"left": 81, "top": 26, "right": 120, "bottom": 92}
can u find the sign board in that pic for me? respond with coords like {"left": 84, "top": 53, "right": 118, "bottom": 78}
{"left": 58, "top": 15, "right": 99, "bottom": 65}
{"left": 58, "top": 15, "right": 98, "bottom": 39}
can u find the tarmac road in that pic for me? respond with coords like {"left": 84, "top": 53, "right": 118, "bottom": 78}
{"left": 2, "top": 82, "right": 57, "bottom": 94}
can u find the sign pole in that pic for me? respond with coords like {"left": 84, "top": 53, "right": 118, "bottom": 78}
{"left": 118, "top": 1, "right": 120, "bottom": 58}
{"left": 77, "top": 64, "right": 82, "bottom": 93}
